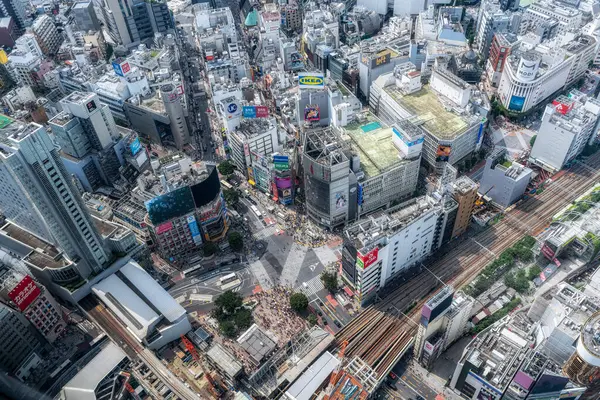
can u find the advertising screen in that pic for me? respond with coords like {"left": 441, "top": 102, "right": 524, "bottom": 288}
{"left": 298, "top": 72, "right": 325, "bottom": 89}
{"left": 552, "top": 100, "right": 574, "bottom": 115}
{"left": 156, "top": 221, "right": 173, "bottom": 234}
{"left": 86, "top": 100, "right": 97, "bottom": 113}
{"left": 273, "top": 154, "right": 289, "bottom": 171}
{"left": 541, "top": 242, "right": 557, "bottom": 260}
{"left": 341, "top": 243, "right": 358, "bottom": 284}
{"left": 371, "top": 52, "right": 391, "bottom": 68}
{"left": 304, "top": 105, "right": 320, "bottom": 121}
{"left": 145, "top": 186, "right": 195, "bottom": 225}
{"left": 130, "top": 137, "right": 141, "bottom": 156}
{"left": 436, "top": 145, "right": 452, "bottom": 162}
{"left": 190, "top": 168, "right": 220, "bottom": 208}
{"left": 508, "top": 95, "right": 526, "bottom": 112}
{"left": 187, "top": 215, "right": 202, "bottom": 245}
{"left": 8, "top": 276, "right": 40, "bottom": 311}
{"left": 334, "top": 191, "right": 347, "bottom": 210}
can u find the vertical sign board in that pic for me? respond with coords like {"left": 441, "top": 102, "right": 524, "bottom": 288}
{"left": 187, "top": 215, "right": 202, "bottom": 245}
{"left": 356, "top": 247, "right": 379, "bottom": 270}
{"left": 130, "top": 137, "right": 141, "bottom": 156}
{"left": 8, "top": 276, "right": 41, "bottom": 311}
{"left": 156, "top": 221, "right": 173, "bottom": 234}
{"left": 256, "top": 106, "right": 269, "bottom": 118}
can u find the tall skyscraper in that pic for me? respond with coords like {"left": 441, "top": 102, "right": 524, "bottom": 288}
{"left": 49, "top": 92, "right": 124, "bottom": 192}
{"left": 0, "top": 303, "right": 42, "bottom": 377}
{"left": 0, "top": 121, "right": 110, "bottom": 277}
{"left": 0, "top": 0, "right": 27, "bottom": 33}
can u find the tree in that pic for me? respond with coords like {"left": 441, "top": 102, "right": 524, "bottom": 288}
{"left": 203, "top": 242, "right": 217, "bottom": 257}
{"left": 529, "top": 135, "right": 537, "bottom": 147}
{"left": 289, "top": 293, "right": 309, "bottom": 312}
{"left": 214, "top": 290, "right": 243, "bottom": 314}
{"left": 228, "top": 231, "right": 244, "bottom": 252}
{"left": 504, "top": 269, "right": 530, "bottom": 293}
{"left": 234, "top": 308, "right": 253, "bottom": 330}
{"left": 321, "top": 271, "right": 339, "bottom": 292}
{"left": 307, "top": 314, "right": 318, "bottom": 325}
{"left": 223, "top": 188, "right": 240, "bottom": 207}
{"left": 219, "top": 320, "right": 237, "bottom": 338}
{"left": 218, "top": 160, "right": 235, "bottom": 176}
{"left": 527, "top": 265, "right": 542, "bottom": 280}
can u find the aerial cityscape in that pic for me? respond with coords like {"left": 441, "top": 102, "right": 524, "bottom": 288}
{"left": 2, "top": 0, "right": 600, "bottom": 399}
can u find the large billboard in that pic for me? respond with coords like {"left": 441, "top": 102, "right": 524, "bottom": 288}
{"left": 8, "top": 276, "right": 41, "bottom": 311}
{"left": 225, "top": 101, "right": 242, "bottom": 118}
{"left": 273, "top": 154, "right": 289, "bottom": 171}
{"left": 187, "top": 215, "right": 202, "bottom": 245}
{"left": 304, "top": 105, "right": 320, "bottom": 121}
{"left": 420, "top": 289, "right": 453, "bottom": 327}
{"left": 393, "top": 127, "right": 424, "bottom": 147}
{"left": 357, "top": 247, "right": 379, "bottom": 270}
{"left": 155, "top": 221, "right": 173, "bottom": 234}
{"left": 112, "top": 59, "right": 131, "bottom": 77}
{"left": 436, "top": 145, "right": 452, "bottom": 162}
{"left": 371, "top": 52, "right": 391, "bottom": 69}
{"left": 508, "top": 95, "right": 525, "bottom": 112}
{"left": 190, "top": 168, "right": 220, "bottom": 208}
{"left": 243, "top": 105, "right": 269, "bottom": 118}
{"left": 541, "top": 242, "right": 557, "bottom": 260}
{"left": 145, "top": 186, "right": 196, "bottom": 225}
{"left": 130, "top": 137, "right": 141, "bottom": 156}
{"left": 298, "top": 72, "right": 325, "bottom": 89}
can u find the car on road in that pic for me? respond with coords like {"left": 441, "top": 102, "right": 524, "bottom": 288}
{"left": 316, "top": 310, "right": 322, "bottom": 316}
{"left": 334, "top": 320, "right": 342, "bottom": 328}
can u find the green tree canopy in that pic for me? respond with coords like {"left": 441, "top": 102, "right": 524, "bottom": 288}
{"left": 218, "top": 160, "right": 235, "bottom": 176}
{"left": 289, "top": 292, "right": 309, "bottom": 312}
{"left": 215, "top": 290, "right": 243, "bottom": 314}
{"left": 307, "top": 314, "right": 318, "bottom": 325}
{"left": 321, "top": 271, "right": 339, "bottom": 292}
{"left": 234, "top": 308, "right": 253, "bottom": 330}
{"left": 219, "top": 320, "right": 237, "bottom": 338}
{"left": 223, "top": 188, "right": 240, "bottom": 207}
{"left": 203, "top": 242, "right": 218, "bottom": 257}
{"left": 228, "top": 231, "right": 244, "bottom": 252}
{"left": 529, "top": 135, "right": 537, "bottom": 147}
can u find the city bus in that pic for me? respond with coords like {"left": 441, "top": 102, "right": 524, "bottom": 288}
{"left": 220, "top": 273, "right": 238, "bottom": 286}
{"left": 250, "top": 205, "right": 262, "bottom": 218}
{"left": 220, "top": 180, "right": 233, "bottom": 190}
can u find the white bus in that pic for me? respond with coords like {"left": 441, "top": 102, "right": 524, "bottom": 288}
{"left": 220, "top": 273, "right": 237, "bottom": 286}
{"left": 250, "top": 205, "right": 262, "bottom": 218}
{"left": 220, "top": 180, "right": 233, "bottom": 190}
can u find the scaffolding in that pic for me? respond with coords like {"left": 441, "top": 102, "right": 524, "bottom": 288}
{"left": 247, "top": 326, "right": 333, "bottom": 398}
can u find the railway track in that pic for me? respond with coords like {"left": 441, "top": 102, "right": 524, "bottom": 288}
{"left": 334, "top": 151, "right": 600, "bottom": 379}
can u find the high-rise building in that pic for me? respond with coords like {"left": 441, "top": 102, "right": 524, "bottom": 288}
{"left": 479, "top": 148, "right": 532, "bottom": 209}
{"left": 485, "top": 33, "right": 519, "bottom": 88}
{"left": 0, "top": 260, "right": 67, "bottom": 343}
{"left": 72, "top": 1, "right": 101, "bottom": 32}
{"left": 475, "top": 0, "right": 513, "bottom": 63}
{"left": 529, "top": 92, "right": 600, "bottom": 173}
{"left": 32, "top": 15, "right": 63, "bottom": 56}
{"left": 0, "top": 121, "right": 111, "bottom": 279}
{"left": 96, "top": 0, "right": 173, "bottom": 46}
{"left": 161, "top": 84, "right": 190, "bottom": 151}
{"left": 49, "top": 91, "right": 124, "bottom": 192}
{"left": 0, "top": 302, "right": 43, "bottom": 380}
{"left": 0, "top": 0, "right": 27, "bottom": 33}
{"left": 448, "top": 176, "right": 478, "bottom": 238}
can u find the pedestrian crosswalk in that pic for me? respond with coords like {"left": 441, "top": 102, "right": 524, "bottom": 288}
{"left": 298, "top": 275, "right": 324, "bottom": 297}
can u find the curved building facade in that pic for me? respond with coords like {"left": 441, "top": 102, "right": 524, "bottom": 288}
{"left": 563, "top": 311, "right": 600, "bottom": 396}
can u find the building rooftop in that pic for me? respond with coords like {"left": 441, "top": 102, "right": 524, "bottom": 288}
{"left": 384, "top": 84, "right": 468, "bottom": 140}
{"left": 237, "top": 324, "right": 277, "bottom": 364}
{"left": 206, "top": 343, "right": 243, "bottom": 378}
{"left": 284, "top": 351, "right": 340, "bottom": 400}
{"left": 341, "top": 116, "right": 407, "bottom": 178}
{"left": 61, "top": 340, "right": 128, "bottom": 400}
{"left": 235, "top": 118, "right": 275, "bottom": 139}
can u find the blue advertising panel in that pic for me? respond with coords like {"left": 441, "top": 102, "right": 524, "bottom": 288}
{"left": 393, "top": 127, "right": 424, "bottom": 147}
{"left": 130, "top": 137, "right": 141, "bottom": 155}
{"left": 243, "top": 106, "right": 256, "bottom": 118}
{"left": 357, "top": 183, "right": 364, "bottom": 206}
{"left": 112, "top": 61, "right": 123, "bottom": 76}
{"left": 508, "top": 95, "right": 525, "bottom": 112}
{"left": 187, "top": 215, "right": 202, "bottom": 245}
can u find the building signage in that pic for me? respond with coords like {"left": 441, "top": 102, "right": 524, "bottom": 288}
{"left": 273, "top": 155, "right": 289, "bottom": 171}
{"left": 256, "top": 106, "right": 269, "bottom": 118}
{"left": 176, "top": 85, "right": 184, "bottom": 95}
{"left": 86, "top": 100, "right": 97, "bottom": 113}
{"left": 436, "top": 145, "right": 452, "bottom": 162}
{"left": 304, "top": 105, "right": 320, "bottom": 121}
{"left": 8, "top": 276, "right": 41, "bottom": 311}
{"left": 357, "top": 247, "right": 378, "bottom": 270}
{"left": 508, "top": 95, "right": 525, "bottom": 112}
{"left": 541, "top": 243, "right": 556, "bottom": 260}
{"left": 156, "top": 221, "right": 173, "bottom": 234}
{"left": 187, "top": 215, "right": 202, "bottom": 245}
{"left": 112, "top": 60, "right": 131, "bottom": 77}
{"left": 371, "top": 52, "right": 391, "bottom": 69}
{"left": 357, "top": 183, "right": 363, "bottom": 206}
{"left": 392, "top": 127, "right": 424, "bottom": 147}
{"left": 227, "top": 103, "right": 238, "bottom": 114}
{"left": 243, "top": 106, "right": 256, "bottom": 118}
{"left": 552, "top": 100, "right": 574, "bottom": 115}
{"left": 298, "top": 72, "right": 324, "bottom": 89}
{"left": 130, "top": 137, "right": 141, "bottom": 156}
{"left": 423, "top": 342, "right": 435, "bottom": 354}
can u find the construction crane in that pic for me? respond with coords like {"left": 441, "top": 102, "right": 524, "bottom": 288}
{"left": 180, "top": 335, "right": 221, "bottom": 399}
{"left": 475, "top": 185, "right": 495, "bottom": 207}
{"left": 323, "top": 340, "right": 349, "bottom": 400}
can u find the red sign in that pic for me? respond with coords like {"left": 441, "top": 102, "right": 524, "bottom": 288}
{"left": 552, "top": 100, "right": 573, "bottom": 115}
{"left": 8, "top": 276, "right": 41, "bottom": 311}
{"left": 358, "top": 248, "right": 379, "bottom": 269}
{"left": 256, "top": 106, "right": 269, "bottom": 118}
{"left": 156, "top": 221, "right": 173, "bottom": 234}
{"left": 541, "top": 243, "right": 555, "bottom": 260}
{"left": 176, "top": 85, "right": 184, "bottom": 95}
{"left": 121, "top": 62, "right": 131, "bottom": 74}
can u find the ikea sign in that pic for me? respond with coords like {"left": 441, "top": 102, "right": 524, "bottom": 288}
{"left": 298, "top": 72, "right": 324, "bottom": 89}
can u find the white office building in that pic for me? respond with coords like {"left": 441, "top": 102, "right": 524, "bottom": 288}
{"left": 497, "top": 35, "right": 596, "bottom": 113}
{"left": 228, "top": 118, "right": 280, "bottom": 176}
{"left": 529, "top": 92, "right": 600, "bottom": 172}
